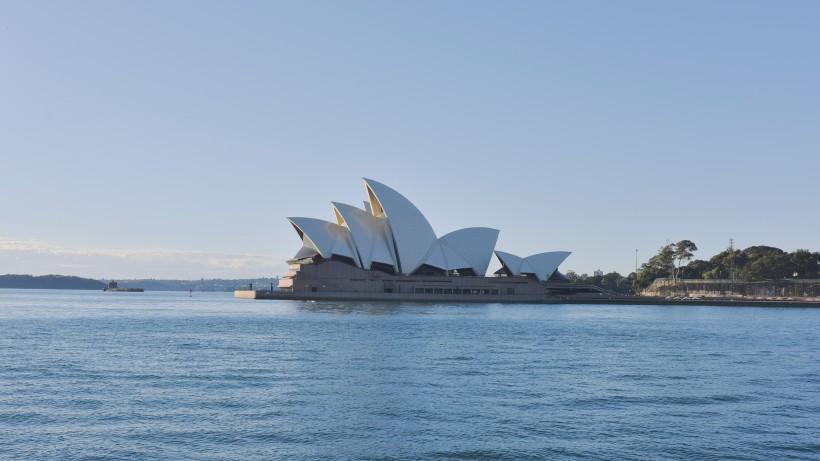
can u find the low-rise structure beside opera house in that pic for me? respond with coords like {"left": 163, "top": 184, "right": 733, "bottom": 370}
{"left": 237, "top": 178, "right": 589, "bottom": 303}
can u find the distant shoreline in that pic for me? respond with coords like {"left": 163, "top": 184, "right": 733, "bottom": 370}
{"left": 0, "top": 274, "right": 278, "bottom": 292}
{"left": 0, "top": 274, "right": 104, "bottom": 290}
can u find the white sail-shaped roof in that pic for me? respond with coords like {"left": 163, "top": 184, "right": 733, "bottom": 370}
{"left": 283, "top": 178, "right": 571, "bottom": 280}
{"left": 421, "top": 241, "right": 471, "bottom": 273}
{"left": 287, "top": 217, "right": 358, "bottom": 265}
{"left": 422, "top": 242, "right": 450, "bottom": 270}
{"left": 439, "top": 227, "right": 499, "bottom": 275}
{"left": 363, "top": 178, "right": 437, "bottom": 275}
{"left": 291, "top": 244, "right": 320, "bottom": 261}
{"left": 495, "top": 251, "right": 526, "bottom": 274}
{"left": 495, "top": 250, "right": 571, "bottom": 281}
{"left": 331, "top": 202, "right": 396, "bottom": 271}
{"left": 523, "top": 251, "right": 572, "bottom": 281}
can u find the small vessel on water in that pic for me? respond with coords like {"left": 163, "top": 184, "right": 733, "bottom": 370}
{"left": 103, "top": 281, "right": 144, "bottom": 292}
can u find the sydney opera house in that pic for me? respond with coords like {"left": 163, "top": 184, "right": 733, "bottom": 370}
{"left": 245, "top": 178, "right": 575, "bottom": 303}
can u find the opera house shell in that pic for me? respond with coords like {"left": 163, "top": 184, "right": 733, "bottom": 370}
{"left": 274, "top": 178, "right": 572, "bottom": 302}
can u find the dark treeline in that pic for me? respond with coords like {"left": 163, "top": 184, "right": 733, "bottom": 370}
{"left": 568, "top": 241, "right": 820, "bottom": 294}
{"left": 565, "top": 270, "right": 637, "bottom": 295}
{"left": 0, "top": 274, "right": 106, "bottom": 290}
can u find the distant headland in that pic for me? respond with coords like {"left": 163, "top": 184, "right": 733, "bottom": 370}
{"left": 0, "top": 274, "right": 106, "bottom": 290}
{"left": 0, "top": 274, "right": 279, "bottom": 292}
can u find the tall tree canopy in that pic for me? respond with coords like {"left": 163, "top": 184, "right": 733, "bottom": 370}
{"left": 673, "top": 240, "right": 698, "bottom": 280}
{"left": 634, "top": 243, "right": 676, "bottom": 290}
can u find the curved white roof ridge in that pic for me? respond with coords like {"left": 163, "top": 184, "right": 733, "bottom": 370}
{"left": 362, "top": 178, "right": 437, "bottom": 275}
{"left": 421, "top": 241, "right": 448, "bottom": 270}
{"left": 523, "top": 251, "right": 572, "bottom": 281}
{"left": 331, "top": 202, "right": 396, "bottom": 271}
{"left": 438, "top": 242, "right": 472, "bottom": 271}
{"left": 287, "top": 217, "right": 358, "bottom": 266}
{"left": 494, "top": 250, "right": 524, "bottom": 274}
{"left": 440, "top": 227, "right": 499, "bottom": 275}
{"left": 421, "top": 240, "right": 471, "bottom": 272}
{"left": 291, "top": 244, "right": 320, "bottom": 261}
{"left": 495, "top": 250, "right": 571, "bottom": 281}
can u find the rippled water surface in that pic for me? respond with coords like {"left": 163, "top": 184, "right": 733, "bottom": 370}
{"left": 1, "top": 289, "right": 819, "bottom": 460}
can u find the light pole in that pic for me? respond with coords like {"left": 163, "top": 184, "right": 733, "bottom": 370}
{"left": 635, "top": 249, "right": 638, "bottom": 274}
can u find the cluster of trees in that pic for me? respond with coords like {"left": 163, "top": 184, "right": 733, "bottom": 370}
{"left": 685, "top": 246, "right": 818, "bottom": 280}
{"left": 567, "top": 241, "right": 820, "bottom": 294}
{"left": 564, "top": 270, "right": 636, "bottom": 295}
{"left": 634, "top": 240, "right": 699, "bottom": 290}
{"left": 634, "top": 242, "right": 819, "bottom": 291}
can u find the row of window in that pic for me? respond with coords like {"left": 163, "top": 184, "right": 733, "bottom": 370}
{"left": 413, "top": 287, "right": 507, "bottom": 295}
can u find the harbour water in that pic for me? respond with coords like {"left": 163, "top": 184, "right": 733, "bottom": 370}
{"left": 1, "top": 289, "right": 818, "bottom": 460}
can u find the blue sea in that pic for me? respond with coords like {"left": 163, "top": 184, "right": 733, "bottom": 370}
{"left": 1, "top": 289, "right": 818, "bottom": 460}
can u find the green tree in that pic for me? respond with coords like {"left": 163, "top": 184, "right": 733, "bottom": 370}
{"left": 741, "top": 245, "right": 783, "bottom": 261}
{"left": 679, "top": 259, "right": 711, "bottom": 279}
{"left": 567, "top": 270, "right": 635, "bottom": 295}
{"left": 673, "top": 240, "right": 698, "bottom": 280}
{"left": 746, "top": 255, "right": 790, "bottom": 280}
{"left": 600, "top": 272, "right": 621, "bottom": 290}
{"left": 736, "top": 246, "right": 785, "bottom": 280}
{"left": 565, "top": 270, "right": 586, "bottom": 284}
{"left": 790, "top": 249, "right": 819, "bottom": 278}
{"left": 619, "top": 272, "right": 637, "bottom": 294}
{"left": 705, "top": 248, "right": 744, "bottom": 280}
{"left": 634, "top": 243, "right": 675, "bottom": 292}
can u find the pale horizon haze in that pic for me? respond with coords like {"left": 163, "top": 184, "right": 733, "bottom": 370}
{"left": 2, "top": 1, "right": 818, "bottom": 279}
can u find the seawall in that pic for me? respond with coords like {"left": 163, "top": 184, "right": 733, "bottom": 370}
{"left": 235, "top": 290, "right": 820, "bottom": 307}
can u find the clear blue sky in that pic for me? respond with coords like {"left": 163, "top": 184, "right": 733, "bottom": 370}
{"left": 2, "top": 1, "right": 818, "bottom": 279}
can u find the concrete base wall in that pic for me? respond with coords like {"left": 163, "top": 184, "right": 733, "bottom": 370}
{"left": 275, "top": 260, "right": 550, "bottom": 301}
